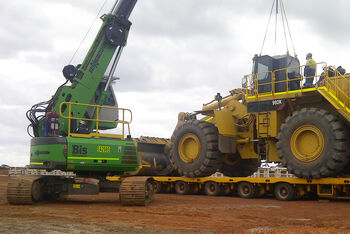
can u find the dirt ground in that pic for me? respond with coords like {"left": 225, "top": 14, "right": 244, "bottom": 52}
{"left": 0, "top": 175, "right": 349, "bottom": 233}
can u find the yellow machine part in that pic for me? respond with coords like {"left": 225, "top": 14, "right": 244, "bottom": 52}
{"left": 256, "top": 110, "right": 289, "bottom": 138}
{"left": 214, "top": 109, "right": 237, "bottom": 137}
{"left": 290, "top": 125, "right": 325, "bottom": 162}
{"left": 213, "top": 104, "right": 259, "bottom": 160}
{"left": 237, "top": 141, "right": 259, "bottom": 159}
{"left": 177, "top": 133, "right": 201, "bottom": 164}
{"left": 265, "top": 139, "right": 280, "bottom": 162}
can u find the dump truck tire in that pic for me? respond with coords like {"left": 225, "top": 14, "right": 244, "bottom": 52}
{"left": 220, "top": 154, "right": 259, "bottom": 177}
{"left": 170, "top": 120, "right": 222, "bottom": 177}
{"left": 341, "top": 161, "right": 350, "bottom": 176}
{"left": 277, "top": 108, "right": 349, "bottom": 178}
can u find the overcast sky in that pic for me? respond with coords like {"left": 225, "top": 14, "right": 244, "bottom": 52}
{"left": 1, "top": 0, "right": 350, "bottom": 166}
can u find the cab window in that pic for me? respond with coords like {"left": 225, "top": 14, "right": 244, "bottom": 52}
{"left": 95, "top": 83, "right": 116, "bottom": 106}
{"left": 257, "top": 63, "right": 270, "bottom": 80}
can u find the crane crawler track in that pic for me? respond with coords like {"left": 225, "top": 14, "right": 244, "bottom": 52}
{"left": 119, "top": 176, "right": 154, "bottom": 206}
{"left": 7, "top": 175, "right": 42, "bottom": 205}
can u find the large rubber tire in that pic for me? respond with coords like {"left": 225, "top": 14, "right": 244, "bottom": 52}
{"left": 170, "top": 120, "right": 222, "bottom": 177}
{"left": 342, "top": 161, "right": 350, "bottom": 176}
{"left": 163, "top": 144, "right": 179, "bottom": 176}
{"left": 277, "top": 108, "right": 349, "bottom": 178}
{"left": 220, "top": 153, "right": 260, "bottom": 177}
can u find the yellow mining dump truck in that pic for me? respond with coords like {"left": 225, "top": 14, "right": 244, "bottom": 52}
{"left": 170, "top": 54, "right": 350, "bottom": 179}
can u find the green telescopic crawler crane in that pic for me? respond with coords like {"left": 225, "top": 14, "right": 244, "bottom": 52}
{"left": 7, "top": 0, "right": 172, "bottom": 206}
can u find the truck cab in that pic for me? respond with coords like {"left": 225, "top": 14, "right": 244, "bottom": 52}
{"left": 252, "top": 54, "right": 300, "bottom": 93}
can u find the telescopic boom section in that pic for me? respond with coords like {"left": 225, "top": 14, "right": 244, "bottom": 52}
{"left": 35, "top": 0, "right": 137, "bottom": 137}
{"left": 111, "top": 0, "right": 137, "bottom": 18}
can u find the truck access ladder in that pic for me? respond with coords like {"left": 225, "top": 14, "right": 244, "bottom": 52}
{"left": 318, "top": 68, "right": 350, "bottom": 121}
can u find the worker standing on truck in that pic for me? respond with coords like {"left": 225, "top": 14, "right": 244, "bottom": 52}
{"left": 303, "top": 53, "right": 316, "bottom": 88}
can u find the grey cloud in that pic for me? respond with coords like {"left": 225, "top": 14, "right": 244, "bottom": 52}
{"left": 53, "top": 0, "right": 113, "bottom": 13}
{"left": 132, "top": 0, "right": 226, "bottom": 38}
{"left": 264, "top": 1, "right": 350, "bottom": 45}
{"left": 0, "top": 0, "right": 52, "bottom": 58}
{"left": 115, "top": 32, "right": 246, "bottom": 93}
{"left": 24, "top": 51, "right": 71, "bottom": 73}
{"left": 131, "top": 0, "right": 271, "bottom": 39}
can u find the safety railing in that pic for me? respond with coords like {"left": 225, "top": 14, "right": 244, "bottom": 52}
{"left": 244, "top": 62, "right": 327, "bottom": 98}
{"left": 322, "top": 67, "right": 350, "bottom": 115}
{"left": 59, "top": 102, "right": 132, "bottom": 140}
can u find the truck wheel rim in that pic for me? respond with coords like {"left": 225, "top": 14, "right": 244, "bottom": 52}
{"left": 242, "top": 185, "right": 250, "bottom": 195}
{"left": 279, "top": 187, "right": 288, "bottom": 198}
{"left": 290, "top": 125, "right": 324, "bottom": 162}
{"left": 178, "top": 182, "right": 185, "bottom": 191}
{"left": 208, "top": 183, "right": 216, "bottom": 192}
{"left": 178, "top": 133, "right": 200, "bottom": 164}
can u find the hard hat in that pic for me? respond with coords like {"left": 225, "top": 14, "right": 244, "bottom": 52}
{"left": 306, "top": 53, "right": 312, "bottom": 58}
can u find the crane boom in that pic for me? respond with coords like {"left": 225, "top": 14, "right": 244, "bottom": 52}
{"left": 29, "top": 0, "right": 137, "bottom": 137}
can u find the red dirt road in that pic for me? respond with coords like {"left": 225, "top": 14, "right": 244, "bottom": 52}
{"left": 0, "top": 175, "right": 349, "bottom": 233}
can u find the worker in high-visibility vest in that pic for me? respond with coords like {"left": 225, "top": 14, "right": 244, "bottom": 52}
{"left": 303, "top": 53, "right": 316, "bottom": 88}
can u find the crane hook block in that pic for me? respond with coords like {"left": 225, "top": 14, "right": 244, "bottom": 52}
{"left": 62, "top": 64, "right": 77, "bottom": 82}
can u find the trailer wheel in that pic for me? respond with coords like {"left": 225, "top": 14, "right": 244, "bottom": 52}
{"left": 160, "top": 184, "right": 172, "bottom": 193}
{"left": 274, "top": 183, "right": 296, "bottom": 201}
{"left": 170, "top": 120, "right": 222, "bottom": 177}
{"left": 153, "top": 181, "right": 162, "bottom": 194}
{"left": 220, "top": 153, "right": 260, "bottom": 177}
{"left": 174, "top": 181, "right": 192, "bottom": 195}
{"left": 237, "top": 182, "right": 256, "bottom": 198}
{"left": 277, "top": 108, "right": 349, "bottom": 178}
{"left": 204, "top": 181, "right": 222, "bottom": 196}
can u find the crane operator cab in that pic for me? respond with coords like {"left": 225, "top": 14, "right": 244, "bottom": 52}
{"left": 89, "top": 79, "right": 119, "bottom": 128}
{"left": 252, "top": 54, "right": 300, "bottom": 94}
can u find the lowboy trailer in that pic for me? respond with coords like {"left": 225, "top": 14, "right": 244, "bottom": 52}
{"left": 108, "top": 169, "right": 350, "bottom": 201}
